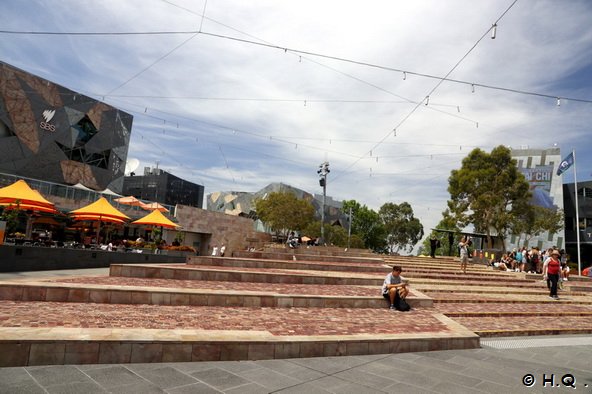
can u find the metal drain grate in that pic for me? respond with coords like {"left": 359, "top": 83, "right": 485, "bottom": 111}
{"left": 481, "top": 336, "right": 592, "bottom": 349}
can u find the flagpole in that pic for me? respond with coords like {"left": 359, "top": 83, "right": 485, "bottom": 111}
{"left": 573, "top": 149, "right": 581, "bottom": 276}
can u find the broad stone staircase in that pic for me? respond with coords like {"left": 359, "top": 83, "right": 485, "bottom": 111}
{"left": 0, "top": 246, "right": 590, "bottom": 366}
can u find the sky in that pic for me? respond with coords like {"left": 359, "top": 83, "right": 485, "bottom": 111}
{"left": 1, "top": 0, "right": 592, "bottom": 239}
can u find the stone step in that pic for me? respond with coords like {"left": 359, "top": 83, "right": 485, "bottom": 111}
{"left": 567, "top": 284, "right": 592, "bottom": 293}
{"left": 408, "top": 278, "right": 547, "bottom": 289}
{"left": 110, "top": 264, "right": 384, "bottom": 286}
{"left": 526, "top": 273, "right": 592, "bottom": 283}
{"left": 450, "top": 315, "right": 592, "bottom": 337}
{"left": 263, "top": 247, "right": 376, "bottom": 258}
{"left": 417, "top": 287, "right": 554, "bottom": 296}
{"left": 187, "top": 257, "right": 534, "bottom": 283}
{"left": 442, "top": 311, "right": 592, "bottom": 317}
{"left": 112, "top": 265, "right": 553, "bottom": 297}
{"left": 231, "top": 250, "right": 384, "bottom": 264}
{"left": 189, "top": 256, "right": 390, "bottom": 273}
{"left": 0, "top": 301, "right": 479, "bottom": 366}
{"left": 402, "top": 272, "right": 535, "bottom": 283}
{"left": 429, "top": 293, "right": 592, "bottom": 305}
{"left": 435, "top": 302, "right": 592, "bottom": 315}
{"left": 0, "top": 279, "right": 433, "bottom": 309}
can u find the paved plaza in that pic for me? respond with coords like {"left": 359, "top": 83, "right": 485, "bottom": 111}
{"left": 0, "top": 250, "right": 591, "bottom": 393}
{"left": 1, "top": 335, "right": 591, "bottom": 393}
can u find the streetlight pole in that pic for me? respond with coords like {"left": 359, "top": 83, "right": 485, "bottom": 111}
{"left": 317, "top": 161, "right": 330, "bottom": 245}
{"left": 347, "top": 206, "right": 352, "bottom": 249}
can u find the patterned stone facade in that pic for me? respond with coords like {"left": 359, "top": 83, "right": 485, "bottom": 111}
{"left": 0, "top": 61, "right": 133, "bottom": 193}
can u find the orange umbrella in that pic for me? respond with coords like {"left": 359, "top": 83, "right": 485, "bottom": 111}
{"left": 0, "top": 202, "right": 58, "bottom": 214}
{"left": 70, "top": 197, "right": 130, "bottom": 221}
{"left": 132, "top": 209, "right": 179, "bottom": 229}
{"left": 70, "top": 197, "right": 130, "bottom": 244}
{"left": 114, "top": 196, "right": 149, "bottom": 209}
{"left": 70, "top": 214, "right": 127, "bottom": 224}
{"left": 142, "top": 202, "right": 169, "bottom": 212}
{"left": 0, "top": 179, "right": 58, "bottom": 239}
{"left": 0, "top": 179, "right": 57, "bottom": 213}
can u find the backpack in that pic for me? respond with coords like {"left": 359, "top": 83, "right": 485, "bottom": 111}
{"left": 394, "top": 295, "right": 411, "bottom": 312}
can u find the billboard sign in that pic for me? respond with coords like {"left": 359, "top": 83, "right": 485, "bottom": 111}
{"left": 520, "top": 165, "right": 557, "bottom": 210}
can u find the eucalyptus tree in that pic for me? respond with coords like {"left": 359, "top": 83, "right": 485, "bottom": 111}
{"left": 379, "top": 202, "right": 424, "bottom": 253}
{"left": 447, "top": 145, "right": 531, "bottom": 249}
{"left": 254, "top": 191, "right": 315, "bottom": 239}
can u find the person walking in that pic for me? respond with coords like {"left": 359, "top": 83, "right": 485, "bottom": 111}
{"left": 544, "top": 249, "right": 561, "bottom": 300}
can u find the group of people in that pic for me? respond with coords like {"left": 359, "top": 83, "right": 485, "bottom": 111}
{"left": 489, "top": 246, "right": 571, "bottom": 300}
{"left": 287, "top": 232, "right": 319, "bottom": 248}
{"left": 211, "top": 244, "right": 226, "bottom": 256}
{"left": 491, "top": 247, "right": 570, "bottom": 278}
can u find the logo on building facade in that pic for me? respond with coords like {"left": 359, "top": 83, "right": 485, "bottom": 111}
{"left": 40, "top": 109, "right": 56, "bottom": 131}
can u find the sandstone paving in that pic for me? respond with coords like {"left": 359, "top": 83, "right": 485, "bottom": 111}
{"left": 453, "top": 315, "right": 592, "bottom": 336}
{"left": 48, "top": 276, "right": 386, "bottom": 297}
{"left": 434, "top": 302, "right": 592, "bottom": 315}
{"left": 0, "top": 301, "right": 450, "bottom": 336}
{"left": 425, "top": 290, "right": 592, "bottom": 304}
{"left": 116, "top": 263, "right": 388, "bottom": 279}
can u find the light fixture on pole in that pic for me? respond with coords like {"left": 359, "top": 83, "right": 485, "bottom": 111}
{"left": 317, "top": 161, "right": 330, "bottom": 245}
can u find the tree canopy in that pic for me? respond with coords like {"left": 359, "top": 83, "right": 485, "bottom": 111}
{"left": 254, "top": 191, "right": 315, "bottom": 237}
{"left": 342, "top": 200, "right": 387, "bottom": 252}
{"left": 512, "top": 205, "right": 564, "bottom": 247}
{"left": 379, "top": 202, "right": 424, "bottom": 253}
{"left": 447, "top": 145, "right": 532, "bottom": 248}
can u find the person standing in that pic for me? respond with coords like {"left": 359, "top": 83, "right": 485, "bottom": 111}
{"left": 544, "top": 249, "right": 561, "bottom": 300}
{"left": 459, "top": 236, "right": 469, "bottom": 274}
{"left": 212, "top": 245, "right": 219, "bottom": 256}
{"left": 220, "top": 244, "right": 226, "bottom": 257}
{"left": 429, "top": 235, "right": 439, "bottom": 258}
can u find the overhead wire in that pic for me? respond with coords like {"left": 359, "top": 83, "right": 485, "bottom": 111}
{"left": 102, "top": 95, "right": 367, "bottom": 159}
{"left": 100, "top": 94, "right": 460, "bottom": 108}
{"left": 2, "top": 19, "right": 590, "bottom": 104}
{"left": 331, "top": 0, "right": 520, "bottom": 184}
{"left": 105, "top": 32, "right": 200, "bottom": 95}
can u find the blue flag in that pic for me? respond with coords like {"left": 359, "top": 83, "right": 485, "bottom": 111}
{"left": 556, "top": 152, "right": 574, "bottom": 176}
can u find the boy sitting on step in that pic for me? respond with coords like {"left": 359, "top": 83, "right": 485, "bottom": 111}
{"left": 382, "top": 265, "right": 410, "bottom": 310}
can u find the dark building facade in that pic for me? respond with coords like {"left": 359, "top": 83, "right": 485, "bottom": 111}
{"left": 122, "top": 168, "right": 204, "bottom": 208}
{"left": 563, "top": 181, "right": 592, "bottom": 264}
{"left": 0, "top": 61, "right": 133, "bottom": 192}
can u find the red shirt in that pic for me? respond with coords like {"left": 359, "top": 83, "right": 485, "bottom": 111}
{"left": 547, "top": 258, "right": 561, "bottom": 275}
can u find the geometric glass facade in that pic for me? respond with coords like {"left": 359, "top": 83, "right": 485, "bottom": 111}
{"left": 0, "top": 61, "right": 133, "bottom": 193}
{"left": 207, "top": 182, "right": 347, "bottom": 226}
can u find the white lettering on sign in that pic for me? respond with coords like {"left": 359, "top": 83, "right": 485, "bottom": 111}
{"left": 39, "top": 122, "right": 56, "bottom": 132}
{"left": 39, "top": 109, "right": 56, "bottom": 132}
